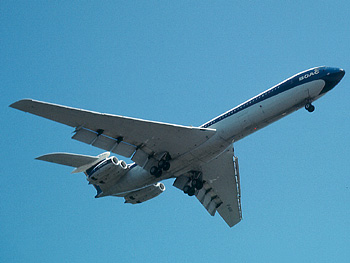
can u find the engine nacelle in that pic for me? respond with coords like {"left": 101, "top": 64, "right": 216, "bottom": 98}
{"left": 87, "top": 156, "right": 128, "bottom": 184}
{"left": 124, "top": 183, "right": 165, "bottom": 204}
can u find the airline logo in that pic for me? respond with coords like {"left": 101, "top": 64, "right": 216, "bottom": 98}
{"left": 299, "top": 69, "right": 320, "bottom": 81}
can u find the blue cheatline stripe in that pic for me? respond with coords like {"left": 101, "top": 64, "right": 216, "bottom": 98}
{"left": 200, "top": 67, "right": 328, "bottom": 128}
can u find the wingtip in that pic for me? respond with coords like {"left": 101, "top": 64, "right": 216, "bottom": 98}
{"left": 71, "top": 168, "right": 80, "bottom": 174}
{"left": 9, "top": 99, "right": 34, "bottom": 111}
{"left": 35, "top": 155, "right": 45, "bottom": 161}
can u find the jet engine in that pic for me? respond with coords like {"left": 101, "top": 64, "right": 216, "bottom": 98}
{"left": 124, "top": 183, "right": 165, "bottom": 204}
{"left": 86, "top": 156, "right": 128, "bottom": 184}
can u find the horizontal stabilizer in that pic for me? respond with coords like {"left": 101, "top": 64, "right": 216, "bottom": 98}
{"left": 36, "top": 152, "right": 110, "bottom": 173}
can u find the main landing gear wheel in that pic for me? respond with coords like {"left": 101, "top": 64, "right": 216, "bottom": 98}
{"left": 305, "top": 103, "right": 315, "bottom": 113}
{"left": 150, "top": 166, "right": 162, "bottom": 178}
{"left": 188, "top": 188, "right": 196, "bottom": 196}
{"left": 150, "top": 152, "right": 172, "bottom": 177}
{"left": 183, "top": 185, "right": 190, "bottom": 194}
{"left": 162, "top": 161, "right": 170, "bottom": 171}
{"left": 183, "top": 176, "right": 204, "bottom": 197}
{"left": 158, "top": 159, "right": 170, "bottom": 171}
{"left": 192, "top": 179, "right": 203, "bottom": 190}
{"left": 183, "top": 185, "right": 196, "bottom": 196}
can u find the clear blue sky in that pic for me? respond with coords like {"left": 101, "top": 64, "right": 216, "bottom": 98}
{"left": 1, "top": 1, "right": 349, "bottom": 262}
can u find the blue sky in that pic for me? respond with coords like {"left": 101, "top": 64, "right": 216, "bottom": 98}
{"left": 1, "top": 1, "right": 349, "bottom": 262}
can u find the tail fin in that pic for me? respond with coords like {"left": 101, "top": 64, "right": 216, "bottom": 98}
{"left": 36, "top": 152, "right": 110, "bottom": 173}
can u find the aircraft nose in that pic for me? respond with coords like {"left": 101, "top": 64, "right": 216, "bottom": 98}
{"left": 319, "top": 68, "right": 345, "bottom": 94}
{"left": 335, "top": 68, "right": 345, "bottom": 80}
{"left": 339, "top": 68, "right": 345, "bottom": 79}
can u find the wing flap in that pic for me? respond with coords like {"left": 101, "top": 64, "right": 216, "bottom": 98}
{"left": 196, "top": 183, "right": 223, "bottom": 216}
{"left": 72, "top": 127, "right": 136, "bottom": 158}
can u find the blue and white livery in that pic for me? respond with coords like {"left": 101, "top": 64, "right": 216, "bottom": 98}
{"left": 10, "top": 66, "right": 345, "bottom": 227}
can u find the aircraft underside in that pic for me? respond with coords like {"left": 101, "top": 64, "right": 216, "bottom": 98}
{"left": 9, "top": 66, "right": 345, "bottom": 227}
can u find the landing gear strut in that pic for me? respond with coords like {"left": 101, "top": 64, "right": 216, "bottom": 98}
{"left": 305, "top": 102, "right": 315, "bottom": 113}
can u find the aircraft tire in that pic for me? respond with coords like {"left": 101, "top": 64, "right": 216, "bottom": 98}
{"left": 187, "top": 187, "right": 196, "bottom": 196}
{"left": 150, "top": 166, "right": 158, "bottom": 175}
{"left": 305, "top": 103, "right": 315, "bottom": 112}
{"left": 155, "top": 169, "right": 162, "bottom": 178}
{"left": 183, "top": 185, "right": 190, "bottom": 194}
{"left": 192, "top": 179, "right": 203, "bottom": 190}
{"left": 162, "top": 161, "right": 170, "bottom": 171}
{"left": 158, "top": 159, "right": 166, "bottom": 169}
{"left": 308, "top": 105, "right": 315, "bottom": 112}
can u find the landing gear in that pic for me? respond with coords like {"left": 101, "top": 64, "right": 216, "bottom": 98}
{"left": 150, "top": 152, "right": 171, "bottom": 177}
{"left": 192, "top": 179, "right": 203, "bottom": 190}
{"left": 305, "top": 103, "right": 315, "bottom": 113}
{"left": 150, "top": 166, "right": 162, "bottom": 178}
{"left": 163, "top": 162, "right": 170, "bottom": 171}
{"left": 182, "top": 172, "right": 204, "bottom": 196}
{"left": 158, "top": 159, "right": 170, "bottom": 171}
{"left": 183, "top": 185, "right": 196, "bottom": 196}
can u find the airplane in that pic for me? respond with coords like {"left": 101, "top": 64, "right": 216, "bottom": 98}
{"left": 10, "top": 66, "right": 345, "bottom": 228}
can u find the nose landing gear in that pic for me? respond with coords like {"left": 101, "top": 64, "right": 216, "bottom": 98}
{"left": 305, "top": 102, "right": 315, "bottom": 113}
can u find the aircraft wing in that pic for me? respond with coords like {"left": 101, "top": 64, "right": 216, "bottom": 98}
{"left": 196, "top": 147, "right": 242, "bottom": 227}
{"left": 10, "top": 99, "right": 216, "bottom": 167}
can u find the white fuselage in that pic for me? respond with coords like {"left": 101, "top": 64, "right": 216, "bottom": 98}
{"left": 105, "top": 66, "right": 345, "bottom": 196}
{"left": 216, "top": 79, "right": 325, "bottom": 142}
{"left": 9, "top": 66, "right": 344, "bottom": 201}
{"left": 169, "top": 74, "right": 327, "bottom": 176}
